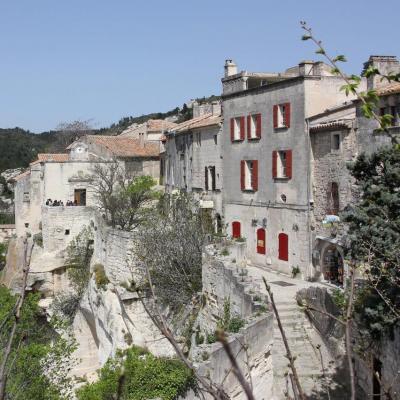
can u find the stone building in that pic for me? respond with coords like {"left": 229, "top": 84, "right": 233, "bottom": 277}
{"left": 221, "top": 59, "right": 360, "bottom": 277}
{"left": 13, "top": 135, "right": 160, "bottom": 237}
{"left": 164, "top": 103, "right": 223, "bottom": 220}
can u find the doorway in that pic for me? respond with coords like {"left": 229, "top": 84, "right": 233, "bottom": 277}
{"left": 322, "top": 245, "right": 344, "bottom": 285}
{"left": 278, "top": 233, "right": 288, "bottom": 261}
{"left": 257, "top": 228, "right": 266, "bottom": 254}
{"left": 74, "top": 189, "right": 86, "bottom": 206}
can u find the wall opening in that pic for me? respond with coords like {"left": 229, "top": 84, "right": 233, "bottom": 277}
{"left": 257, "top": 228, "right": 266, "bottom": 254}
{"left": 321, "top": 244, "right": 344, "bottom": 285}
{"left": 74, "top": 189, "right": 87, "bottom": 206}
{"left": 232, "top": 221, "right": 241, "bottom": 238}
{"left": 278, "top": 233, "right": 288, "bottom": 261}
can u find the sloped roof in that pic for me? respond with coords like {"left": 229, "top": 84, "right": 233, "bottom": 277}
{"left": 169, "top": 114, "right": 221, "bottom": 134}
{"left": 376, "top": 82, "right": 400, "bottom": 96}
{"left": 147, "top": 119, "right": 177, "bottom": 132}
{"left": 13, "top": 170, "right": 31, "bottom": 181}
{"left": 30, "top": 153, "right": 69, "bottom": 165}
{"left": 85, "top": 135, "right": 159, "bottom": 158}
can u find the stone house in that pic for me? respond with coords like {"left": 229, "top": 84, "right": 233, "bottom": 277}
{"left": 164, "top": 104, "right": 223, "bottom": 223}
{"left": 120, "top": 119, "right": 177, "bottom": 144}
{"left": 13, "top": 135, "right": 160, "bottom": 238}
{"left": 308, "top": 55, "right": 400, "bottom": 285}
{"left": 221, "top": 59, "right": 360, "bottom": 277}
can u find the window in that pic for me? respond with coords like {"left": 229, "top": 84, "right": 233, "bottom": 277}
{"left": 196, "top": 132, "right": 201, "bottom": 147}
{"left": 65, "top": 229, "right": 70, "bottom": 235}
{"left": 380, "top": 107, "right": 386, "bottom": 116}
{"left": 232, "top": 221, "right": 241, "bottom": 238}
{"left": 247, "top": 114, "right": 262, "bottom": 139}
{"left": 205, "top": 166, "right": 216, "bottom": 191}
{"left": 230, "top": 117, "right": 245, "bottom": 141}
{"left": 240, "top": 160, "right": 258, "bottom": 191}
{"left": 213, "top": 134, "right": 218, "bottom": 145}
{"left": 278, "top": 233, "right": 289, "bottom": 261}
{"left": 272, "top": 150, "right": 292, "bottom": 179}
{"left": 327, "top": 182, "right": 339, "bottom": 215}
{"left": 257, "top": 228, "right": 266, "bottom": 254}
{"left": 74, "top": 189, "right": 87, "bottom": 206}
{"left": 331, "top": 133, "right": 341, "bottom": 151}
{"left": 273, "top": 103, "right": 291, "bottom": 129}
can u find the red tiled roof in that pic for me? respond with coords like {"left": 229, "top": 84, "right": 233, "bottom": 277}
{"left": 30, "top": 153, "right": 69, "bottom": 165}
{"left": 85, "top": 135, "right": 159, "bottom": 158}
{"left": 147, "top": 119, "right": 177, "bottom": 132}
{"left": 169, "top": 114, "right": 221, "bottom": 134}
{"left": 376, "top": 82, "right": 400, "bottom": 96}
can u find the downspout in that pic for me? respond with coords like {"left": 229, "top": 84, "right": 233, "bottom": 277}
{"left": 305, "top": 118, "right": 313, "bottom": 280}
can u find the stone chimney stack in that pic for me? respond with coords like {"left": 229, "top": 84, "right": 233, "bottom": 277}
{"left": 298, "top": 60, "right": 315, "bottom": 76}
{"left": 224, "top": 59, "right": 237, "bottom": 78}
{"left": 363, "top": 55, "right": 400, "bottom": 90}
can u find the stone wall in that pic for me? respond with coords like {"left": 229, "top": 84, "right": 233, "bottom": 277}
{"left": 191, "top": 247, "right": 274, "bottom": 399}
{"left": 354, "top": 326, "right": 400, "bottom": 400}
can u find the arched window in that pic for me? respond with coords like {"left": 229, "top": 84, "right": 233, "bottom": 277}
{"left": 232, "top": 221, "right": 241, "bottom": 239}
{"left": 327, "top": 182, "right": 339, "bottom": 215}
{"left": 278, "top": 233, "right": 289, "bottom": 261}
{"left": 257, "top": 228, "right": 266, "bottom": 254}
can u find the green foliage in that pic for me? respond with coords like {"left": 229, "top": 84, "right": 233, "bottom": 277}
{"left": 0, "top": 213, "right": 14, "bottom": 224}
{"left": 291, "top": 266, "right": 301, "bottom": 278}
{"left": 0, "top": 242, "right": 7, "bottom": 270}
{"left": 228, "top": 316, "right": 245, "bottom": 333}
{"left": 220, "top": 248, "right": 229, "bottom": 256}
{"left": 343, "top": 146, "right": 400, "bottom": 339}
{"left": 330, "top": 288, "right": 346, "bottom": 313}
{"left": 66, "top": 226, "right": 93, "bottom": 296}
{"left": 0, "top": 286, "right": 75, "bottom": 399}
{"left": 0, "top": 176, "right": 13, "bottom": 199}
{"left": 206, "top": 333, "right": 217, "bottom": 344}
{"left": 217, "top": 298, "right": 245, "bottom": 333}
{"left": 235, "top": 236, "right": 246, "bottom": 243}
{"left": 93, "top": 264, "right": 109, "bottom": 290}
{"left": 33, "top": 232, "right": 43, "bottom": 247}
{"left": 76, "top": 346, "right": 195, "bottom": 400}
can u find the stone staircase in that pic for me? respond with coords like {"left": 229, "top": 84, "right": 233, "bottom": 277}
{"left": 272, "top": 299, "right": 332, "bottom": 399}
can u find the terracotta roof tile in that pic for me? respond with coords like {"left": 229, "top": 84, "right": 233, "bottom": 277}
{"left": 147, "top": 119, "right": 177, "bottom": 132}
{"left": 85, "top": 135, "right": 159, "bottom": 158}
{"left": 169, "top": 114, "right": 221, "bottom": 134}
{"left": 376, "top": 82, "right": 400, "bottom": 96}
{"left": 30, "top": 153, "right": 69, "bottom": 165}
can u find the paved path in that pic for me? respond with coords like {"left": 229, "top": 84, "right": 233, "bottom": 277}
{"left": 245, "top": 265, "right": 340, "bottom": 400}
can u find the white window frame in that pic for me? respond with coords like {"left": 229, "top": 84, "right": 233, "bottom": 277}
{"left": 233, "top": 117, "right": 242, "bottom": 140}
{"left": 277, "top": 151, "right": 287, "bottom": 178}
{"left": 249, "top": 115, "right": 257, "bottom": 139}
{"left": 277, "top": 105, "right": 287, "bottom": 128}
{"left": 245, "top": 161, "right": 254, "bottom": 190}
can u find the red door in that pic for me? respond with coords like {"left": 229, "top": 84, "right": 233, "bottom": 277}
{"left": 257, "top": 228, "right": 266, "bottom": 254}
{"left": 232, "top": 221, "right": 241, "bottom": 238}
{"left": 278, "top": 233, "right": 288, "bottom": 261}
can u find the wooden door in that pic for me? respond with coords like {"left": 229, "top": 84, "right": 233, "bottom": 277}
{"left": 232, "top": 221, "right": 241, "bottom": 238}
{"left": 257, "top": 228, "right": 266, "bottom": 254}
{"left": 278, "top": 233, "right": 288, "bottom": 261}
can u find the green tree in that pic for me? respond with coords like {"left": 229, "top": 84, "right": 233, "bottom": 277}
{"left": 0, "top": 286, "right": 75, "bottom": 399}
{"left": 343, "top": 146, "right": 400, "bottom": 340}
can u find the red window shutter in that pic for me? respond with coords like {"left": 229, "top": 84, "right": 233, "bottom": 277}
{"left": 286, "top": 150, "right": 292, "bottom": 179}
{"left": 284, "top": 103, "right": 291, "bottom": 128}
{"left": 272, "top": 151, "right": 278, "bottom": 178}
{"left": 232, "top": 221, "right": 241, "bottom": 238}
{"left": 257, "top": 228, "right": 266, "bottom": 254}
{"left": 240, "top": 160, "right": 245, "bottom": 190}
{"left": 256, "top": 114, "right": 262, "bottom": 138}
{"left": 273, "top": 105, "right": 278, "bottom": 128}
{"left": 230, "top": 118, "right": 235, "bottom": 142}
{"left": 240, "top": 116, "right": 245, "bottom": 140}
{"left": 252, "top": 160, "right": 258, "bottom": 191}
{"left": 247, "top": 115, "right": 251, "bottom": 139}
{"left": 278, "top": 233, "right": 289, "bottom": 261}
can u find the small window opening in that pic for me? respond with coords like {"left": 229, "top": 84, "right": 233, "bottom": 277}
{"left": 332, "top": 133, "right": 341, "bottom": 151}
{"left": 65, "top": 229, "right": 70, "bottom": 235}
{"left": 24, "top": 223, "right": 29, "bottom": 228}
{"left": 281, "top": 194, "right": 287, "bottom": 203}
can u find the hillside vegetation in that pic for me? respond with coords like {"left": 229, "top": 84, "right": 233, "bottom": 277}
{"left": 0, "top": 95, "right": 220, "bottom": 173}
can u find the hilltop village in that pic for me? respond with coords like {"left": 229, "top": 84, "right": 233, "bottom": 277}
{"left": 1, "top": 55, "right": 400, "bottom": 399}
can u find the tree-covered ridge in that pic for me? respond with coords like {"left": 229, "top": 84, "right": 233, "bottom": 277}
{"left": 0, "top": 94, "right": 220, "bottom": 173}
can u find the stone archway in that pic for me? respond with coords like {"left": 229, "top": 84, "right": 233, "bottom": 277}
{"left": 321, "top": 244, "right": 344, "bottom": 285}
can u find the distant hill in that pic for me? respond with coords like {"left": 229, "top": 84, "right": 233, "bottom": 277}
{"left": 0, "top": 95, "right": 220, "bottom": 174}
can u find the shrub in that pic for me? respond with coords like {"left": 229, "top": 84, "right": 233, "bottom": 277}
{"left": 93, "top": 264, "right": 109, "bottom": 290}
{"left": 228, "top": 316, "right": 245, "bottom": 333}
{"left": 220, "top": 248, "right": 229, "bottom": 256}
{"left": 291, "top": 265, "right": 301, "bottom": 278}
{"left": 206, "top": 333, "right": 216, "bottom": 344}
{"left": 76, "top": 346, "right": 195, "bottom": 400}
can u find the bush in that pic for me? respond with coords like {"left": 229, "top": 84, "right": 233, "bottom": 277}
{"left": 76, "top": 346, "right": 195, "bottom": 400}
{"left": 206, "top": 333, "right": 216, "bottom": 344}
{"left": 220, "top": 248, "right": 229, "bottom": 256}
{"left": 93, "top": 264, "right": 109, "bottom": 290}
{"left": 228, "top": 316, "right": 245, "bottom": 333}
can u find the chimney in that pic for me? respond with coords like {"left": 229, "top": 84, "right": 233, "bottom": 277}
{"left": 298, "top": 60, "right": 315, "bottom": 76}
{"left": 211, "top": 101, "right": 221, "bottom": 116}
{"left": 363, "top": 55, "right": 400, "bottom": 90}
{"left": 224, "top": 59, "right": 237, "bottom": 77}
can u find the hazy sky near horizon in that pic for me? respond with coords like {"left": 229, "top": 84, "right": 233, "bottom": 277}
{"left": 1, "top": 0, "right": 399, "bottom": 133}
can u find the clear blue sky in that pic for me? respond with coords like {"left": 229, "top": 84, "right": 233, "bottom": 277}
{"left": 1, "top": 0, "right": 399, "bottom": 133}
